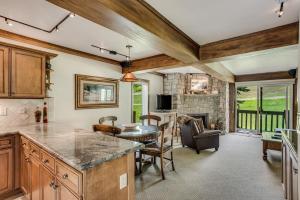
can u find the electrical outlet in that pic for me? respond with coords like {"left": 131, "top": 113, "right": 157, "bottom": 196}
{"left": 0, "top": 106, "right": 7, "bottom": 116}
{"left": 119, "top": 173, "right": 127, "bottom": 190}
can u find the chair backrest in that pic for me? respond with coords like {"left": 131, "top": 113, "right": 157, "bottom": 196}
{"left": 93, "top": 124, "right": 121, "bottom": 136}
{"left": 159, "top": 121, "right": 175, "bottom": 151}
{"left": 140, "top": 115, "right": 161, "bottom": 126}
{"left": 99, "top": 116, "right": 117, "bottom": 126}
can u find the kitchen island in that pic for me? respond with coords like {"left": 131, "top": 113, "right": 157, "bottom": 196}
{"left": 281, "top": 129, "right": 298, "bottom": 200}
{"left": 0, "top": 123, "right": 142, "bottom": 200}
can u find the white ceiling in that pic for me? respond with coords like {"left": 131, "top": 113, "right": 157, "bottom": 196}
{"left": 0, "top": 0, "right": 160, "bottom": 61}
{"left": 146, "top": 0, "right": 300, "bottom": 45}
{"left": 220, "top": 47, "right": 299, "bottom": 75}
{"left": 158, "top": 66, "right": 204, "bottom": 74}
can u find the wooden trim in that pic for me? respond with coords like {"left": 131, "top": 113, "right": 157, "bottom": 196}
{"left": 46, "top": 0, "right": 199, "bottom": 63}
{"left": 228, "top": 83, "right": 236, "bottom": 132}
{"left": 123, "top": 54, "right": 184, "bottom": 73}
{"left": 235, "top": 71, "right": 295, "bottom": 82}
{"left": 148, "top": 72, "right": 165, "bottom": 77}
{"left": 200, "top": 22, "right": 299, "bottom": 62}
{"left": 0, "top": 29, "right": 119, "bottom": 65}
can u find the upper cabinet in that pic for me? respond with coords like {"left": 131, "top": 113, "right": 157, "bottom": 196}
{"left": 0, "top": 43, "right": 56, "bottom": 99}
{"left": 0, "top": 46, "right": 9, "bottom": 97}
{"left": 11, "top": 49, "right": 45, "bottom": 98}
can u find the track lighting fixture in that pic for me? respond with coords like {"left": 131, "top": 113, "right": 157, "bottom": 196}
{"left": 0, "top": 12, "right": 75, "bottom": 33}
{"left": 275, "top": 0, "right": 287, "bottom": 18}
{"left": 5, "top": 18, "right": 13, "bottom": 26}
{"left": 69, "top": 13, "right": 75, "bottom": 18}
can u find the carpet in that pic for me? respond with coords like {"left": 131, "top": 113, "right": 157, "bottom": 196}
{"left": 136, "top": 134, "right": 283, "bottom": 200}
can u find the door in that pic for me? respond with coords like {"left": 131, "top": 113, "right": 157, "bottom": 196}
{"left": 0, "top": 46, "right": 9, "bottom": 97}
{"left": 40, "top": 166, "right": 56, "bottom": 200}
{"left": 259, "top": 85, "right": 291, "bottom": 132}
{"left": 132, "top": 80, "right": 149, "bottom": 123}
{"left": 56, "top": 180, "right": 79, "bottom": 200}
{"left": 21, "top": 147, "right": 30, "bottom": 198}
{"left": 0, "top": 148, "right": 13, "bottom": 195}
{"left": 30, "top": 157, "right": 40, "bottom": 200}
{"left": 11, "top": 48, "right": 45, "bottom": 98}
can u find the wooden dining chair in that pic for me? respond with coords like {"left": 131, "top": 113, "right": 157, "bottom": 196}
{"left": 99, "top": 116, "right": 118, "bottom": 126}
{"left": 93, "top": 124, "right": 121, "bottom": 136}
{"left": 139, "top": 121, "right": 175, "bottom": 180}
{"left": 140, "top": 115, "right": 161, "bottom": 126}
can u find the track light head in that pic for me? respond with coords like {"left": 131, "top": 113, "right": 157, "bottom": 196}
{"left": 275, "top": 0, "right": 287, "bottom": 18}
{"left": 55, "top": 26, "right": 59, "bottom": 32}
{"left": 5, "top": 18, "right": 13, "bottom": 26}
{"left": 100, "top": 48, "right": 104, "bottom": 53}
{"left": 69, "top": 13, "right": 75, "bottom": 18}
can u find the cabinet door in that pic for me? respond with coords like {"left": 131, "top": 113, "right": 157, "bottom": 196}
{"left": 20, "top": 148, "right": 30, "bottom": 199}
{"left": 56, "top": 181, "right": 79, "bottom": 200}
{"left": 40, "top": 166, "right": 56, "bottom": 200}
{"left": 290, "top": 153, "right": 298, "bottom": 200}
{"left": 0, "top": 46, "right": 9, "bottom": 97}
{"left": 30, "top": 156, "right": 40, "bottom": 200}
{"left": 0, "top": 148, "right": 13, "bottom": 195}
{"left": 11, "top": 49, "right": 45, "bottom": 98}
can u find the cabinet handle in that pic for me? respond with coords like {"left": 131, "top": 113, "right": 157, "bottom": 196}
{"left": 62, "top": 173, "right": 68, "bottom": 179}
{"left": 52, "top": 185, "right": 58, "bottom": 190}
{"left": 43, "top": 159, "right": 49, "bottom": 164}
{"left": 293, "top": 167, "right": 298, "bottom": 174}
{"left": 49, "top": 181, "right": 55, "bottom": 188}
{"left": 25, "top": 158, "right": 30, "bottom": 162}
{"left": 31, "top": 150, "right": 36, "bottom": 153}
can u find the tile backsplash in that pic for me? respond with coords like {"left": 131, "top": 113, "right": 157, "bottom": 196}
{"left": 0, "top": 99, "right": 54, "bottom": 128}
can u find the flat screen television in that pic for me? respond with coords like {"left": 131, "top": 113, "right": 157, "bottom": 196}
{"left": 157, "top": 95, "right": 172, "bottom": 110}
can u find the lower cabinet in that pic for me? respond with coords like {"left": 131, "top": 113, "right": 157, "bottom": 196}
{"left": 282, "top": 138, "right": 298, "bottom": 200}
{"left": 40, "top": 166, "right": 56, "bottom": 200}
{"left": 0, "top": 148, "right": 13, "bottom": 195}
{"left": 20, "top": 136, "right": 80, "bottom": 200}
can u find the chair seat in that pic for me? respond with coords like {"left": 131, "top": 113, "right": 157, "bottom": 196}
{"left": 141, "top": 143, "right": 172, "bottom": 155}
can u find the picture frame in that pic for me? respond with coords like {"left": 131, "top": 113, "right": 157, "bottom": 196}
{"left": 75, "top": 74, "right": 119, "bottom": 109}
{"left": 190, "top": 76, "right": 209, "bottom": 93}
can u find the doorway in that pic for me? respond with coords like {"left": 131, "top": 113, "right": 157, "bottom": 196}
{"left": 131, "top": 80, "right": 149, "bottom": 123}
{"left": 236, "top": 81, "right": 294, "bottom": 134}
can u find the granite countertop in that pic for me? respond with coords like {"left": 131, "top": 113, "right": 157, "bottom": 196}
{"left": 282, "top": 129, "right": 298, "bottom": 156}
{"left": 0, "top": 123, "right": 143, "bottom": 171}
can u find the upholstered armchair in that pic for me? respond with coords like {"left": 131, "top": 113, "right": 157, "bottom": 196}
{"left": 177, "top": 116, "right": 220, "bottom": 154}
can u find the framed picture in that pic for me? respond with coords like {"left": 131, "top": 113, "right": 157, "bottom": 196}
{"left": 75, "top": 74, "right": 119, "bottom": 109}
{"left": 190, "top": 76, "right": 209, "bottom": 93}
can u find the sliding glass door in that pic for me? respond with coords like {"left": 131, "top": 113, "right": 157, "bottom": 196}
{"left": 236, "top": 81, "right": 293, "bottom": 134}
{"left": 132, "top": 80, "right": 149, "bottom": 123}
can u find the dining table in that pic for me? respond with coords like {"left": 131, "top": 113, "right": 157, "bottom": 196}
{"left": 115, "top": 124, "right": 160, "bottom": 175}
{"left": 116, "top": 124, "right": 160, "bottom": 143}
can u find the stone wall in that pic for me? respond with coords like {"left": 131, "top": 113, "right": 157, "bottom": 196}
{"left": 164, "top": 73, "right": 228, "bottom": 132}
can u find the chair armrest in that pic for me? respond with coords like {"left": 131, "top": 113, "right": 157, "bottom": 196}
{"left": 193, "top": 132, "right": 220, "bottom": 139}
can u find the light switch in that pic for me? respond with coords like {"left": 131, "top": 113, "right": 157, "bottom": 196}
{"left": 0, "top": 106, "right": 7, "bottom": 116}
{"left": 119, "top": 173, "right": 127, "bottom": 190}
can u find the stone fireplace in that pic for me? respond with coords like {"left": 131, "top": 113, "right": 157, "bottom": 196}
{"left": 163, "top": 73, "right": 229, "bottom": 132}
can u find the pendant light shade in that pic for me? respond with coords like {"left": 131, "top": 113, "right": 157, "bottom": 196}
{"left": 120, "top": 72, "right": 138, "bottom": 82}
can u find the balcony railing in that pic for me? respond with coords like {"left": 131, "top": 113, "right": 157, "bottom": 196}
{"left": 237, "top": 109, "right": 289, "bottom": 132}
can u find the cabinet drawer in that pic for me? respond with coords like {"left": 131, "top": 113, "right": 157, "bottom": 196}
{"left": 29, "top": 142, "right": 40, "bottom": 160}
{"left": 0, "top": 136, "right": 13, "bottom": 149}
{"left": 41, "top": 150, "right": 55, "bottom": 172}
{"left": 21, "top": 136, "right": 30, "bottom": 152}
{"left": 56, "top": 161, "right": 82, "bottom": 195}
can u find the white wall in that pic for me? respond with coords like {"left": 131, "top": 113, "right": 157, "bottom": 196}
{"left": 0, "top": 38, "right": 163, "bottom": 129}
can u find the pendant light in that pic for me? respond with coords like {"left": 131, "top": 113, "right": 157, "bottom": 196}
{"left": 120, "top": 45, "right": 138, "bottom": 82}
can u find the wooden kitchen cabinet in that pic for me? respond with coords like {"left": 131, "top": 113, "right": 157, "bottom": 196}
{"left": 0, "top": 45, "right": 9, "bottom": 97}
{"left": 40, "top": 166, "right": 56, "bottom": 200}
{"left": 11, "top": 48, "right": 46, "bottom": 98}
{"left": 30, "top": 156, "right": 41, "bottom": 200}
{"left": 57, "top": 180, "right": 80, "bottom": 200}
{"left": 20, "top": 141, "right": 30, "bottom": 198}
{"left": 0, "top": 148, "right": 13, "bottom": 195}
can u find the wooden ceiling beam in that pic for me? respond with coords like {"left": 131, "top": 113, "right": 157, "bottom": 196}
{"left": 0, "top": 29, "right": 119, "bottom": 65}
{"left": 47, "top": 0, "right": 200, "bottom": 64}
{"left": 235, "top": 71, "right": 295, "bottom": 82}
{"left": 200, "top": 22, "right": 299, "bottom": 62}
